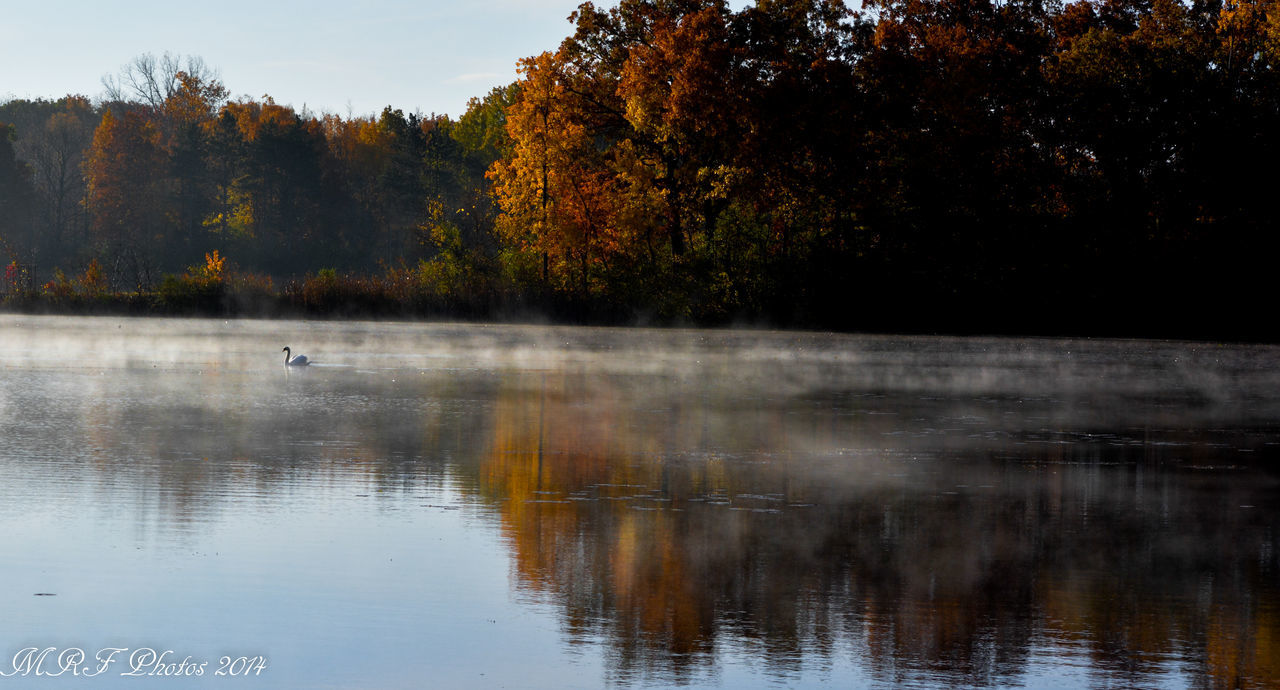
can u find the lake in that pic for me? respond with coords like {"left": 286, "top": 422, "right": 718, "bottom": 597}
{"left": 0, "top": 315, "right": 1276, "bottom": 688}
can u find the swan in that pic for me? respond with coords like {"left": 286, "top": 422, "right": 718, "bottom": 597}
{"left": 282, "top": 346, "right": 310, "bottom": 366}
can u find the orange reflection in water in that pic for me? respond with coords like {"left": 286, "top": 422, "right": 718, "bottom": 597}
{"left": 477, "top": 371, "right": 1280, "bottom": 687}
{"left": 479, "top": 373, "right": 717, "bottom": 671}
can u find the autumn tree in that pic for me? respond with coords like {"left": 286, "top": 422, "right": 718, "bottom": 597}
{"left": 493, "top": 1, "right": 745, "bottom": 310}
{"left": 492, "top": 50, "right": 637, "bottom": 298}
{"left": 102, "top": 53, "right": 221, "bottom": 114}
{"left": 718, "top": 0, "right": 870, "bottom": 322}
{"left": 1034, "top": 0, "right": 1272, "bottom": 323}
{"left": 161, "top": 70, "right": 229, "bottom": 263}
{"left": 494, "top": 0, "right": 873, "bottom": 319}
{"left": 322, "top": 107, "right": 432, "bottom": 268}
{"left": 202, "top": 108, "right": 252, "bottom": 242}
{"left": 92, "top": 55, "right": 231, "bottom": 274}
{"left": 212, "top": 98, "right": 338, "bottom": 273}
{"left": 856, "top": 0, "right": 1063, "bottom": 315}
{"left": 321, "top": 112, "right": 389, "bottom": 264}
{"left": 84, "top": 106, "right": 165, "bottom": 287}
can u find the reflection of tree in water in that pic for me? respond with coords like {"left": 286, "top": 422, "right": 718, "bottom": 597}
{"left": 13, "top": 349, "right": 1278, "bottom": 687}
{"left": 478, "top": 373, "right": 1280, "bottom": 687}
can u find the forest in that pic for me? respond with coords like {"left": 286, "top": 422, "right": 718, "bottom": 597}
{"left": 2, "top": 0, "right": 1278, "bottom": 338}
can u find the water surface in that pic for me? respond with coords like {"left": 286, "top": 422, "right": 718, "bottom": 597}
{"left": 0, "top": 316, "right": 1276, "bottom": 688}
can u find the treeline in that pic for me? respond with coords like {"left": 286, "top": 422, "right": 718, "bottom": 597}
{"left": 3, "top": 0, "right": 1280, "bottom": 336}
{"left": 1, "top": 52, "right": 509, "bottom": 315}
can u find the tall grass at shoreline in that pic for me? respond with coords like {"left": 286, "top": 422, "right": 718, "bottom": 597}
{"left": 0, "top": 253, "right": 586, "bottom": 322}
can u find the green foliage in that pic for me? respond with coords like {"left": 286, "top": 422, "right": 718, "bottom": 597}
{"left": 155, "top": 272, "right": 223, "bottom": 312}
{"left": 153, "top": 253, "right": 225, "bottom": 312}
{"left": 452, "top": 83, "right": 519, "bottom": 161}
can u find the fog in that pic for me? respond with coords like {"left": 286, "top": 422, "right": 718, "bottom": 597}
{"left": 0, "top": 314, "right": 1276, "bottom": 688}
{"left": 4, "top": 314, "right": 1276, "bottom": 409}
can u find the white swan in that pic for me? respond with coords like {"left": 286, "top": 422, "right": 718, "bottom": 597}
{"left": 282, "top": 346, "right": 310, "bottom": 366}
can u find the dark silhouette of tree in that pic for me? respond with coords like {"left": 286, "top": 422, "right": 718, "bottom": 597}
{"left": 0, "top": 97, "right": 96, "bottom": 278}
{"left": 0, "top": 122, "right": 36, "bottom": 270}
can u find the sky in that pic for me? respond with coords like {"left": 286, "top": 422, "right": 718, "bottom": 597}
{"left": 1, "top": 0, "right": 743, "bottom": 120}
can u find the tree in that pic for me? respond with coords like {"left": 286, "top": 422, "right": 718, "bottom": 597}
{"left": 84, "top": 107, "right": 165, "bottom": 288}
{"left": 0, "top": 122, "right": 36, "bottom": 272}
{"left": 27, "top": 99, "right": 95, "bottom": 269}
{"left": 720, "top": 0, "right": 870, "bottom": 322}
{"left": 492, "top": 1, "right": 743, "bottom": 307}
{"left": 493, "top": 0, "right": 874, "bottom": 319}
{"left": 372, "top": 107, "right": 427, "bottom": 263}
{"left": 453, "top": 83, "right": 520, "bottom": 163}
{"left": 856, "top": 0, "right": 1064, "bottom": 319}
{"left": 161, "top": 70, "right": 229, "bottom": 264}
{"left": 492, "top": 50, "right": 640, "bottom": 298}
{"left": 102, "top": 53, "right": 221, "bottom": 114}
{"left": 214, "top": 98, "right": 334, "bottom": 273}
{"left": 0, "top": 97, "right": 99, "bottom": 278}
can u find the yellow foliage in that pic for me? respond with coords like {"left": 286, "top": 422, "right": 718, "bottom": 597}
{"left": 204, "top": 250, "right": 226, "bottom": 280}
{"left": 77, "top": 259, "right": 108, "bottom": 296}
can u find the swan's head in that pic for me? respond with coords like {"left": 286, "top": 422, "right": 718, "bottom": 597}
{"left": 283, "top": 347, "right": 291, "bottom": 353}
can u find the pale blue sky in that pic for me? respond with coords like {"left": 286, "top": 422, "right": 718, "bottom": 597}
{"left": 2, "top": 0, "right": 749, "bottom": 119}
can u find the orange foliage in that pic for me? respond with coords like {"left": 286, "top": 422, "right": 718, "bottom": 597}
{"left": 85, "top": 107, "right": 164, "bottom": 256}
{"left": 204, "top": 250, "right": 225, "bottom": 280}
{"left": 161, "top": 70, "right": 227, "bottom": 132}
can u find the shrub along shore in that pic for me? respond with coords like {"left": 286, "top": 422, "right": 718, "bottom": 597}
{"left": 0, "top": 253, "right": 675, "bottom": 325}
{"left": 1, "top": 253, "right": 1268, "bottom": 343}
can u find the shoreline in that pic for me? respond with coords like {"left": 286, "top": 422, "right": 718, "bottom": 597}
{"left": 2, "top": 293, "right": 1273, "bottom": 346}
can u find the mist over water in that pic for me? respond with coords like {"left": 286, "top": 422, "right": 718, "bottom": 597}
{"left": 0, "top": 315, "right": 1276, "bottom": 688}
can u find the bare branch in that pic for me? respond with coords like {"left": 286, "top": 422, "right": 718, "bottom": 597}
{"left": 101, "top": 52, "right": 222, "bottom": 110}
